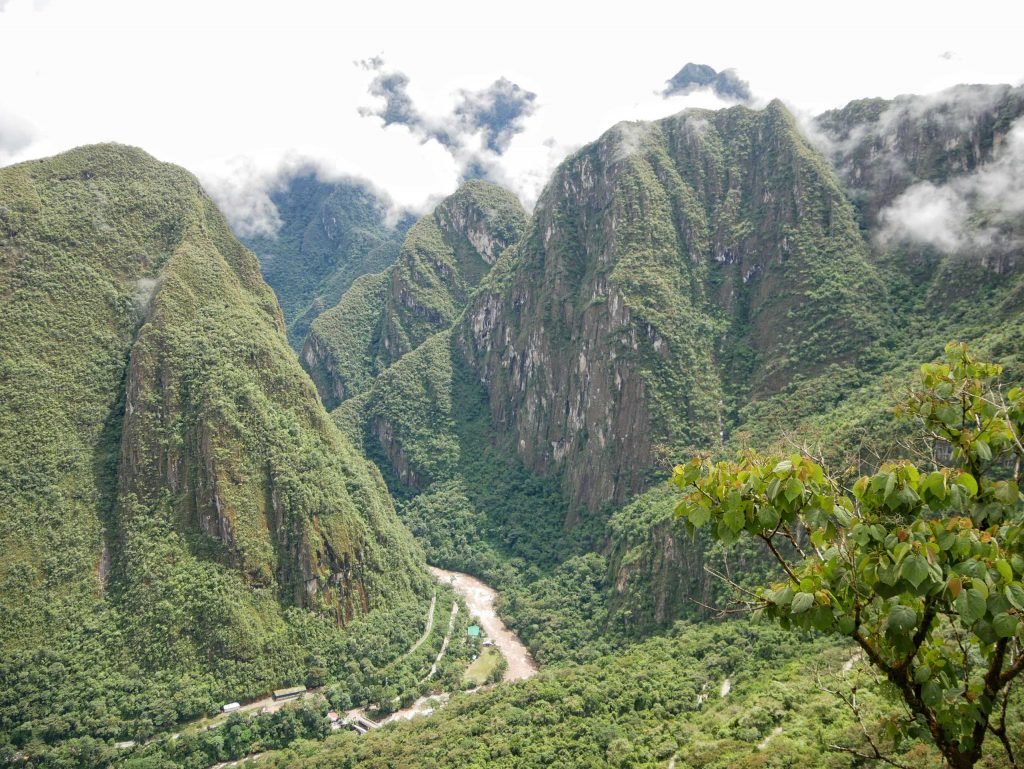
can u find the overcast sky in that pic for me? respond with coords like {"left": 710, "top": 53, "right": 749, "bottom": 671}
{"left": 1, "top": 0, "right": 1022, "bottom": 232}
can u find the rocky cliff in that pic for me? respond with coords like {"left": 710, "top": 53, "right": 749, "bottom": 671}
{"left": 816, "top": 85, "right": 1024, "bottom": 309}
{"left": 458, "top": 101, "right": 889, "bottom": 519}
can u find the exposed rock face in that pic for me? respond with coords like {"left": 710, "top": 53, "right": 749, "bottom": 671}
{"left": 816, "top": 84, "right": 1024, "bottom": 310}
{"left": 301, "top": 180, "right": 527, "bottom": 407}
{"left": 114, "top": 180, "right": 422, "bottom": 624}
{"left": 459, "top": 101, "right": 887, "bottom": 519}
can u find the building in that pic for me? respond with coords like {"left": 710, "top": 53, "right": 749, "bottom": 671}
{"left": 272, "top": 685, "right": 307, "bottom": 702}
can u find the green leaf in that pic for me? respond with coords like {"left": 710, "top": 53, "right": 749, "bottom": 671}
{"left": 992, "top": 613, "right": 1018, "bottom": 639}
{"left": 686, "top": 504, "right": 711, "bottom": 528}
{"left": 957, "top": 472, "right": 978, "bottom": 497}
{"left": 900, "top": 554, "right": 930, "bottom": 588}
{"left": 936, "top": 529, "right": 956, "bottom": 551}
{"left": 784, "top": 477, "right": 804, "bottom": 502}
{"left": 837, "top": 616, "right": 856, "bottom": 635}
{"left": 791, "top": 592, "right": 815, "bottom": 614}
{"left": 892, "top": 541, "right": 911, "bottom": 564}
{"left": 887, "top": 604, "right": 918, "bottom": 632}
{"left": 955, "top": 588, "right": 988, "bottom": 624}
{"left": 922, "top": 681, "right": 942, "bottom": 708}
{"left": 756, "top": 504, "right": 779, "bottom": 529}
{"left": 722, "top": 505, "right": 745, "bottom": 533}
{"left": 995, "top": 559, "right": 1013, "bottom": 584}
{"left": 935, "top": 404, "right": 959, "bottom": 425}
{"left": 1005, "top": 583, "right": 1024, "bottom": 611}
{"left": 773, "top": 460, "right": 793, "bottom": 474}
{"left": 994, "top": 481, "right": 1020, "bottom": 505}
{"left": 971, "top": 578, "right": 989, "bottom": 600}
{"left": 884, "top": 473, "right": 896, "bottom": 500}
{"left": 975, "top": 439, "right": 992, "bottom": 462}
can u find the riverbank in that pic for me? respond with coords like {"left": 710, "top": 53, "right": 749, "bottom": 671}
{"left": 428, "top": 566, "right": 537, "bottom": 681}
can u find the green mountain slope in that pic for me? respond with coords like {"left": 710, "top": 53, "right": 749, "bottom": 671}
{"left": 339, "top": 94, "right": 1024, "bottom": 654}
{"left": 241, "top": 175, "right": 410, "bottom": 347}
{"left": 302, "top": 180, "right": 526, "bottom": 409}
{"left": 0, "top": 145, "right": 430, "bottom": 748}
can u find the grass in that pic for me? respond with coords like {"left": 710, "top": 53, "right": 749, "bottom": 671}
{"left": 462, "top": 647, "right": 502, "bottom": 687}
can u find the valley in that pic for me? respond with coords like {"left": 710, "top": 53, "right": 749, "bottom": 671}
{"left": 2, "top": 74, "right": 1023, "bottom": 769}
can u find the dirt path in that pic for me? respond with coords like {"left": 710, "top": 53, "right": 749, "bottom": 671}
{"left": 405, "top": 591, "right": 437, "bottom": 657}
{"left": 421, "top": 602, "right": 459, "bottom": 681}
{"left": 428, "top": 566, "right": 538, "bottom": 681}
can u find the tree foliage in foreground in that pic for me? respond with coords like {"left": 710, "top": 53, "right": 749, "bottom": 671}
{"left": 673, "top": 343, "right": 1024, "bottom": 769}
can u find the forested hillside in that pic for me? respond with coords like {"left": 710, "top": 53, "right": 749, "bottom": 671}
{"left": 301, "top": 180, "right": 526, "bottom": 409}
{"left": 241, "top": 175, "right": 411, "bottom": 347}
{"left": 0, "top": 145, "right": 431, "bottom": 757}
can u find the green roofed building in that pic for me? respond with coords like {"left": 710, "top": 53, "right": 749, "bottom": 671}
{"left": 467, "top": 625, "right": 481, "bottom": 638}
{"left": 272, "top": 686, "right": 307, "bottom": 701}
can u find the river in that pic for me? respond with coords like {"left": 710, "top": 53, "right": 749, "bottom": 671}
{"left": 378, "top": 567, "right": 537, "bottom": 725}
{"left": 427, "top": 566, "right": 538, "bottom": 681}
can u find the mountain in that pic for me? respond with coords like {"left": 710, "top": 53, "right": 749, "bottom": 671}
{"left": 7, "top": 81, "right": 1024, "bottom": 769}
{"left": 338, "top": 93, "right": 1024, "bottom": 642}
{"left": 332, "top": 100, "right": 894, "bottom": 644}
{"left": 301, "top": 180, "right": 527, "bottom": 409}
{"left": 816, "top": 84, "right": 1024, "bottom": 231}
{"left": 0, "top": 145, "right": 430, "bottom": 746}
{"left": 460, "top": 100, "right": 889, "bottom": 519}
{"left": 241, "top": 174, "right": 411, "bottom": 347}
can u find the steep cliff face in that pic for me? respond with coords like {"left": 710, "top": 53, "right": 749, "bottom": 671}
{"left": 242, "top": 174, "right": 409, "bottom": 347}
{"left": 816, "top": 85, "right": 1024, "bottom": 310}
{"left": 459, "top": 101, "right": 889, "bottom": 518}
{"left": 301, "top": 270, "right": 391, "bottom": 410}
{"left": 606, "top": 90, "right": 1024, "bottom": 632}
{"left": 816, "top": 84, "right": 1024, "bottom": 229}
{"left": 302, "top": 180, "right": 527, "bottom": 408}
{"left": 116, "top": 193, "right": 423, "bottom": 624}
{"left": 0, "top": 145, "right": 428, "bottom": 717}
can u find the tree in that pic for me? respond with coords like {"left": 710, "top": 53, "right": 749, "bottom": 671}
{"left": 672, "top": 343, "right": 1024, "bottom": 769}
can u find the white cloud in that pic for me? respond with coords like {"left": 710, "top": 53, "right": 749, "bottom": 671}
{"left": 878, "top": 118, "right": 1024, "bottom": 252}
{"left": 878, "top": 182, "right": 970, "bottom": 251}
{"left": 0, "top": 108, "right": 34, "bottom": 165}
{"left": 1, "top": 0, "right": 1022, "bottom": 233}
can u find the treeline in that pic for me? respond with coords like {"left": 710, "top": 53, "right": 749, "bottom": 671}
{"left": 1, "top": 590, "right": 474, "bottom": 766}
{"left": 254, "top": 621, "right": 951, "bottom": 769}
